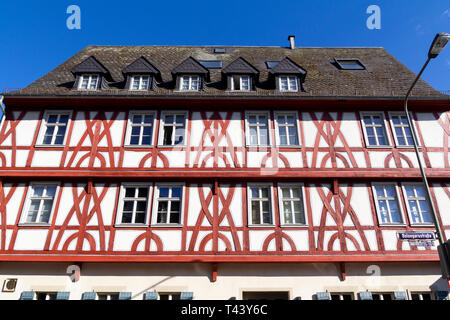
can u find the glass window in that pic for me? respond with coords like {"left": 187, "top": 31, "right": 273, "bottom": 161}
{"left": 78, "top": 74, "right": 99, "bottom": 90}
{"left": 404, "top": 184, "right": 432, "bottom": 224}
{"left": 373, "top": 184, "right": 403, "bottom": 224}
{"left": 371, "top": 293, "right": 393, "bottom": 300}
{"left": 247, "top": 113, "right": 269, "bottom": 146}
{"left": 159, "top": 292, "right": 181, "bottom": 300}
{"left": 97, "top": 293, "right": 119, "bottom": 300}
{"left": 279, "top": 185, "right": 306, "bottom": 224}
{"left": 276, "top": 113, "right": 299, "bottom": 146}
{"left": 390, "top": 113, "right": 415, "bottom": 147}
{"left": 335, "top": 59, "right": 366, "bottom": 70}
{"left": 25, "top": 184, "right": 57, "bottom": 223}
{"left": 128, "top": 113, "right": 154, "bottom": 146}
{"left": 411, "top": 292, "right": 433, "bottom": 300}
{"left": 36, "top": 292, "right": 57, "bottom": 300}
{"left": 249, "top": 186, "right": 272, "bottom": 225}
{"left": 279, "top": 76, "right": 298, "bottom": 91}
{"left": 161, "top": 113, "right": 186, "bottom": 146}
{"left": 154, "top": 186, "right": 182, "bottom": 224}
{"left": 119, "top": 186, "right": 149, "bottom": 224}
{"left": 330, "top": 293, "right": 353, "bottom": 300}
{"left": 130, "top": 75, "right": 151, "bottom": 90}
{"left": 231, "top": 75, "right": 251, "bottom": 91}
{"left": 180, "top": 75, "right": 200, "bottom": 91}
{"left": 41, "top": 112, "right": 70, "bottom": 145}
{"left": 361, "top": 113, "right": 389, "bottom": 146}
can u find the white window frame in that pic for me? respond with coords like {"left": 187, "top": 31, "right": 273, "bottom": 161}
{"left": 124, "top": 111, "right": 156, "bottom": 147}
{"left": 278, "top": 76, "right": 298, "bottom": 92}
{"left": 151, "top": 183, "right": 185, "bottom": 226}
{"left": 36, "top": 110, "right": 72, "bottom": 147}
{"left": 401, "top": 183, "right": 434, "bottom": 226}
{"left": 230, "top": 75, "right": 251, "bottom": 91}
{"left": 245, "top": 111, "right": 271, "bottom": 147}
{"left": 129, "top": 75, "right": 151, "bottom": 91}
{"left": 247, "top": 183, "right": 275, "bottom": 226}
{"left": 371, "top": 183, "right": 405, "bottom": 226}
{"left": 158, "top": 292, "right": 182, "bottom": 300}
{"left": 410, "top": 292, "right": 434, "bottom": 300}
{"left": 371, "top": 292, "right": 395, "bottom": 300}
{"left": 274, "top": 111, "right": 301, "bottom": 147}
{"left": 277, "top": 183, "right": 308, "bottom": 226}
{"left": 388, "top": 112, "right": 420, "bottom": 148}
{"left": 20, "top": 182, "right": 59, "bottom": 225}
{"left": 158, "top": 111, "right": 188, "bottom": 147}
{"left": 115, "top": 183, "right": 152, "bottom": 227}
{"left": 36, "top": 292, "right": 57, "bottom": 300}
{"left": 96, "top": 292, "right": 120, "bottom": 300}
{"left": 78, "top": 74, "right": 100, "bottom": 90}
{"left": 179, "top": 75, "right": 200, "bottom": 91}
{"left": 360, "top": 111, "right": 392, "bottom": 148}
{"left": 330, "top": 292, "right": 355, "bottom": 300}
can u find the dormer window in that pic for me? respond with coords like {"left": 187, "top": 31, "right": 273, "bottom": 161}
{"left": 71, "top": 56, "right": 111, "bottom": 91}
{"left": 279, "top": 76, "right": 298, "bottom": 92}
{"left": 231, "top": 75, "right": 251, "bottom": 91}
{"left": 130, "top": 75, "right": 151, "bottom": 91}
{"left": 180, "top": 75, "right": 200, "bottom": 91}
{"left": 78, "top": 74, "right": 99, "bottom": 90}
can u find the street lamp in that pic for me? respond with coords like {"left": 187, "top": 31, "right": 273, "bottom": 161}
{"left": 403, "top": 33, "right": 450, "bottom": 284}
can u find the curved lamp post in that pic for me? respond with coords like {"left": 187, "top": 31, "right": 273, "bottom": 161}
{"left": 403, "top": 33, "right": 450, "bottom": 283}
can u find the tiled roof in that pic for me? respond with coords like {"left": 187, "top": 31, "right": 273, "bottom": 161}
{"left": 172, "top": 57, "right": 209, "bottom": 75}
{"left": 270, "top": 57, "right": 306, "bottom": 75}
{"left": 6, "top": 45, "right": 447, "bottom": 97}
{"left": 122, "top": 57, "right": 160, "bottom": 75}
{"left": 222, "top": 57, "right": 259, "bottom": 74}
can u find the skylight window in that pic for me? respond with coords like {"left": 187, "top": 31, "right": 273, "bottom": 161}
{"left": 266, "top": 61, "right": 279, "bottom": 69}
{"left": 335, "top": 59, "right": 366, "bottom": 70}
{"left": 199, "top": 60, "right": 222, "bottom": 69}
{"left": 213, "top": 48, "right": 226, "bottom": 53}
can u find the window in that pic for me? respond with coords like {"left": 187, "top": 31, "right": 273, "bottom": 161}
{"left": 213, "top": 48, "right": 226, "bottom": 54}
{"left": 274, "top": 113, "right": 299, "bottom": 146}
{"left": 335, "top": 59, "right": 366, "bottom": 70}
{"left": 23, "top": 184, "right": 57, "bottom": 224}
{"left": 97, "top": 293, "right": 119, "bottom": 300}
{"left": 78, "top": 74, "right": 99, "bottom": 90}
{"left": 126, "top": 112, "right": 155, "bottom": 146}
{"left": 265, "top": 61, "right": 279, "bottom": 69}
{"left": 36, "top": 292, "right": 57, "bottom": 300}
{"left": 231, "top": 75, "right": 251, "bottom": 91}
{"left": 242, "top": 291, "right": 289, "bottom": 300}
{"left": 159, "top": 292, "right": 181, "bottom": 300}
{"left": 199, "top": 60, "right": 222, "bottom": 69}
{"left": 40, "top": 112, "right": 70, "bottom": 145}
{"left": 153, "top": 185, "right": 183, "bottom": 225}
{"left": 180, "top": 75, "right": 200, "bottom": 91}
{"left": 246, "top": 112, "right": 270, "bottom": 146}
{"left": 402, "top": 184, "right": 433, "bottom": 224}
{"left": 159, "top": 112, "right": 187, "bottom": 146}
{"left": 411, "top": 292, "right": 433, "bottom": 300}
{"left": 389, "top": 113, "right": 415, "bottom": 147}
{"left": 372, "top": 183, "right": 404, "bottom": 224}
{"left": 330, "top": 293, "right": 354, "bottom": 300}
{"left": 248, "top": 185, "right": 273, "bottom": 225}
{"left": 361, "top": 112, "right": 390, "bottom": 147}
{"left": 371, "top": 293, "right": 394, "bottom": 300}
{"left": 278, "top": 184, "right": 306, "bottom": 225}
{"left": 130, "top": 75, "right": 151, "bottom": 90}
{"left": 117, "top": 185, "right": 150, "bottom": 225}
{"left": 279, "top": 76, "right": 298, "bottom": 91}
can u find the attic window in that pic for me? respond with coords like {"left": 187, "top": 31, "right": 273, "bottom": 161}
{"left": 266, "top": 61, "right": 279, "bottom": 69}
{"left": 213, "top": 48, "right": 226, "bottom": 53}
{"left": 78, "top": 74, "right": 99, "bottom": 90}
{"left": 335, "top": 59, "right": 366, "bottom": 70}
{"left": 199, "top": 60, "right": 222, "bottom": 69}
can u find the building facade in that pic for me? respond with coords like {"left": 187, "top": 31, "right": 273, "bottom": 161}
{"left": 0, "top": 41, "right": 449, "bottom": 300}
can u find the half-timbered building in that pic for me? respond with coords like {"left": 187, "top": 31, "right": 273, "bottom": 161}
{"left": 0, "top": 38, "right": 449, "bottom": 300}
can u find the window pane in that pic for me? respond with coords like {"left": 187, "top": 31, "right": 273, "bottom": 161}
{"left": 172, "top": 187, "right": 181, "bottom": 198}
{"left": 125, "top": 188, "right": 135, "bottom": 197}
{"left": 33, "top": 186, "right": 45, "bottom": 197}
{"left": 121, "top": 212, "right": 132, "bottom": 223}
{"left": 123, "top": 201, "right": 134, "bottom": 212}
{"left": 251, "top": 202, "right": 260, "bottom": 224}
{"left": 46, "top": 186, "right": 57, "bottom": 197}
{"left": 157, "top": 202, "right": 168, "bottom": 223}
{"left": 163, "top": 126, "right": 173, "bottom": 145}
{"left": 283, "top": 201, "right": 292, "bottom": 224}
{"left": 135, "top": 212, "right": 146, "bottom": 224}
{"left": 159, "top": 187, "right": 169, "bottom": 198}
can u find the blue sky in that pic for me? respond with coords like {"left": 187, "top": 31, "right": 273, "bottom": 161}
{"left": 0, "top": 0, "right": 449, "bottom": 92}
